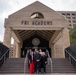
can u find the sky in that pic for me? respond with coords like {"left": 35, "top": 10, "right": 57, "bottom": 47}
{"left": 0, "top": 0, "right": 76, "bottom": 42}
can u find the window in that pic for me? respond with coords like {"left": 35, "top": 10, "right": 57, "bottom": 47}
{"left": 73, "top": 21, "right": 76, "bottom": 23}
{"left": 67, "top": 17, "right": 70, "bottom": 19}
{"left": 72, "top": 17, "right": 75, "bottom": 19}
{"left": 62, "top": 13, "right": 65, "bottom": 15}
{"left": 69, "top": 21, "right": 71, "bottom": 23}
{"left": 30, "top": 12, "right": 44, "bottom": 19}
{"left": 69, "top": 24, "right": 71, "bottom": 26}
{"left": 73, "top": 24, "right": 76, "bottom": 26}
{"left": 72, "top": 13, "right": 75, "bottom": 15}
{"left": 67, "top": 13, "right": 70, "bottom": 15}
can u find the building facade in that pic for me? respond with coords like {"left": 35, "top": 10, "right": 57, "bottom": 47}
{"left": 3, "top": 1, "right": 71, "bottom": 58}
{"left": 59, "top": 11, "right": 76, "bottom": 28}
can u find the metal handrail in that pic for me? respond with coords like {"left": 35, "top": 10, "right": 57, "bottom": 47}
{"left": 24, "top": 57, "right": 26, "bottom": 74}
{"left": 24, "top": 50, "right": 29, "bottom": 74}
{"left": 65, "top": 50, "right": 76, "bottom": 62}
{"left": 0, "top": 49, "right": 9, "bottom": 60}
{"left": 48, "top": 52, "right": 53, "bottom": 73}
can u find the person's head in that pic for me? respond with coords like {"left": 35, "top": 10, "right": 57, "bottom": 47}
{"left": 29, "top": 49, "right": 32, "bottom": 52}
{"left": 30, "top": 51, "right": 33, "bottom": 55}
{"left": 42, "top": 52, "right": 45, "bottom": 56}
{"left": 39, "top": 49, "right": 42, "bottom": 52}
{"left": 35, "top": 48, "right": 39, "bottom": 53}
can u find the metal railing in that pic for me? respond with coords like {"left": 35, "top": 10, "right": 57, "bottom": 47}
{"left": 65, "top": 49, "right": 76, "bottom": 66}
{"left": 24, "top": 50, "right": 29, "bottom": 74}
{"left": 48, "top": 52, "right": 53, "bottom": 73}
{"left": 0, "top": 49, "right": 9, "bottom": 67}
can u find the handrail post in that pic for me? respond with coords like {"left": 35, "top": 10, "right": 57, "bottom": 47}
{"left": 4, "top": 55, "right": 5, "bottom": 64}
{"left": 24, "top": 58, "right": 26, "bottom": 74}
{"left": 47, "top": 51, "right": 53, "bottom": 73}
{"left": 69, "top": 55, "right": 71, "bottom": 65}
{"left": 50, "top": 58, "right": 52, "bottom": 73}
{"left": 24, "top": 50, "right": 29, "bottom": 74}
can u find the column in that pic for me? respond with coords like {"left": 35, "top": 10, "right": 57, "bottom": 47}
{"left": 59, "top": 28, "right": 70, "bottom": 58}
{"left": 62, "top": 28, "right": 70, "bottom": 50}
{"left": 15, "top": 42, "right": 21, "bottom": 58}
{"left": 13, "top": 41, "right": 16, "bottom": 58}
{"left": 50, "top": 43, "right": 55, "bottom": 58}
{"left": 3, "top": 27, "right": 12, "bottom": 48}
{"left": 49, "top": 28, "right": 70, "bottom": 58}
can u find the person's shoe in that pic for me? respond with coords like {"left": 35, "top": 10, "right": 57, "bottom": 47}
{"left": 34, "top": 72, "right": 37, "bottom": 74}
{"left": 44, "top": 72, "right": 46, "bottom": 74}
{"left": 38, "top": 72, "right": 41, "bottom": 74}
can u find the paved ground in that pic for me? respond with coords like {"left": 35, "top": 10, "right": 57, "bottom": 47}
{"left": 0, "top": 74, "right": 76, "bottom": 75}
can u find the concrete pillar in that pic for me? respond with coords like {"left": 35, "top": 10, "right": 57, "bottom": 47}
{"left": 15, "top": 42, "right": 21, "bottom": 58}
{"left": 50, "top": 43, "right": 55, "bottom": 58}
{"left": 13, "top": 41, "right": 16, "bottom": 58}
{"left": 62, "top": 28, "right": 70, "bottom": 51}
{"left": 3, "top": 27, "right": 12, "bottom": 48}
{"left": 12, "top": 41, "right": 21, "bottom": 58}
{"left": 53, "top": 39, "right": 64, "bottom": 58}
{"left": 49, "top": 28, "right": 70, "bottom": 58}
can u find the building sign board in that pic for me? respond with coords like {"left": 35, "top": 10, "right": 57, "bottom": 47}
{"left": 21, "top": 20, "right": 52, "bottom": 25}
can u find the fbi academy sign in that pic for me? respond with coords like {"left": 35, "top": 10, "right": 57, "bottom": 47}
{"left": 21, "top": 20, "right": 52, "bottom": 25}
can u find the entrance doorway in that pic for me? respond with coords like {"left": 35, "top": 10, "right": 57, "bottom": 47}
{"left": 21, "top": 34, "right": 51, "bottom": 57}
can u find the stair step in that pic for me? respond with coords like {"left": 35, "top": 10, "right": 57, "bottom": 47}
{"left": 0, "top": 58, "right": 76, "bottom": 74}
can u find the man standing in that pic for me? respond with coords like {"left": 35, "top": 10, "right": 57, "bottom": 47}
{"left": 34, "top": 49, "right": 41, "bottom": 74}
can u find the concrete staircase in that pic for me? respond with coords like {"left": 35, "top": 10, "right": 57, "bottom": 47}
{"left": 0, "top": 58, "right": 24, "bottom": 74}
{"left": 24, "top": 58, "right": 51, "bottom": 73}
{"left": 52, "top": 58, "right": 76, "bottom": 73}
{"left": 0, "top": 58, "right": 76, "bottom": 74}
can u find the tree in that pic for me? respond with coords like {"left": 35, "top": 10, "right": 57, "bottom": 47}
{"left": 70, "top": 26, "right": 76, "bottom": 45}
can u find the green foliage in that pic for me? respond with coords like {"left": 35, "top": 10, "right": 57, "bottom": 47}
{"left": 70, "top": 26, "right": 76, "bottom": 45}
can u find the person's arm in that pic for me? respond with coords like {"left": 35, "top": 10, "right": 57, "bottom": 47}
{"left": 37, "top": 54, "right": 41, "bottom": 62}
{"left": 45, "top": 56, "right": 47, "bottom": 64}
{"left": 33, "top": 54, "right": 37, "bottom": 61}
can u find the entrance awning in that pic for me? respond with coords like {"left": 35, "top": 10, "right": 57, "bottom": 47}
{"left": 17, "top": 30, "right": 55, "bottom": 41}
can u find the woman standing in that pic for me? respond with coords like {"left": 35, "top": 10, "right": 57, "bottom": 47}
{"left": 41, "top": 52, "right": 47, "bottom": 73}
{"left": 29, "top": 50, "right": 34, "bottom": 74}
